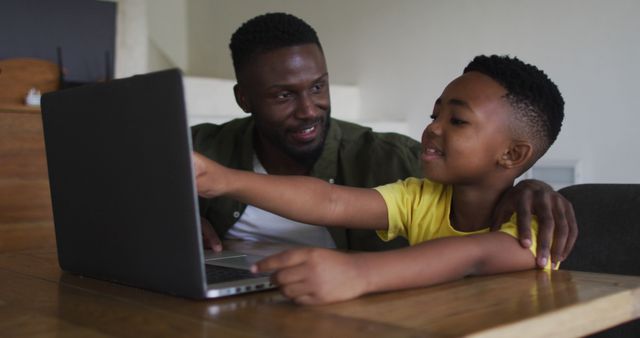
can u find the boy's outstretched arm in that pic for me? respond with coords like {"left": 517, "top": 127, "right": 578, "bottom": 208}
{"left": 253, "top": 232, "right": 536, "bottom": 305}
{"left": 193, "top": 152, "right": 389, "bottom": 230}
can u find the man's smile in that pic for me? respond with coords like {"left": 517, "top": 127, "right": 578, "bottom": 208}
{"left": 290, "top": 122, "right": 321, "bottom": 143}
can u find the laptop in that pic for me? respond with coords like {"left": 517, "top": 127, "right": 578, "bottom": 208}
{"left": 40, "top": 68, "right": 275, "bottom": 299}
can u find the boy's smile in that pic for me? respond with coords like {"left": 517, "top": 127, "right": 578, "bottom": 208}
{"left": 421, "top": 71, "right": 514, "bottom": 185}
{"left": 421, "top": 140, "right": 444, "bottom": 162}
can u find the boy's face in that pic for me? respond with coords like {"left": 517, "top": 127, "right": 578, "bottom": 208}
{"left": 235, "top": 44, "right": 331, "bottom": 164}
{"left": 421, "top": 71, "right": 514, "bottom": 185}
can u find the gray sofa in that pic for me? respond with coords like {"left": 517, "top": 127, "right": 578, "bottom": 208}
{"left": 559, "top": 184, "right": 640, "bottom": 337}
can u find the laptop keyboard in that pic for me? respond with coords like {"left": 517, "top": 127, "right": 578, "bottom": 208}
{"left": 204, "top": 264, "right": 269, "bottom": 284}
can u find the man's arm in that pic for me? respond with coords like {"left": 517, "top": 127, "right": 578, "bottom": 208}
{"left": 254, "top": 232, "right": 536, "bottom": 305}
{"left": 492, "top": 179, "right": 578, "bottom": 268}
{"left": 194, "top": 152, "right": 389, "bottom": 230}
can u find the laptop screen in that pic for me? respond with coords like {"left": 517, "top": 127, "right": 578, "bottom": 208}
{"left": 41, "top": 69, "right": 208, "bottom": 298}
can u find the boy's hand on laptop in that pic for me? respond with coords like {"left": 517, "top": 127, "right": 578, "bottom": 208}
{"left": 200, "top": 217, "right": 223, "bottom": 252}
{"left": 252, "top": 248, "right": 368, "bottom": 305}
{"left": 491, "top": 179, "right": 578, "bottom": 269}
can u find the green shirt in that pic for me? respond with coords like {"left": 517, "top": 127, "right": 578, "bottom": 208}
{"left": 191, "top": 117, "right": 423, "bottom": 251}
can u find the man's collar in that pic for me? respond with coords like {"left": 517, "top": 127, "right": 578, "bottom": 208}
{"left": 244, "top": 117, "right": 340, "bottom": 181}
{"left": 241, "top": 118, "right": 256, "bottom": 171}
{"left": 310, "top": 118, "right": 340, "bottom": 182}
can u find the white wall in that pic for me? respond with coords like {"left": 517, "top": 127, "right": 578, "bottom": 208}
{"left": 147, "top": 0, "right": 188, "bottom": 71}
{"left": 120, "top": 0, "right": 640, "bottom": 184}
{"left": 114, "top": 0, "right": 147, "bottom": 78}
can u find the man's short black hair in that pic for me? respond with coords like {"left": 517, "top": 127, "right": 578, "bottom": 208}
{"left": 464, "top": 55, "right": 564, "bottom": 161}
{"left": 230, "top": 12, "right": 323, "bottom": 77}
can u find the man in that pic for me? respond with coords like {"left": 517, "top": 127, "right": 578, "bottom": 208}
{"left": 191, "top": 12, "right": 577, "bottom": 268}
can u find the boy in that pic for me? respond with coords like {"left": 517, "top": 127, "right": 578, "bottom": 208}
{"left": 193, "top": 55, "right": 565, "bottom": 305}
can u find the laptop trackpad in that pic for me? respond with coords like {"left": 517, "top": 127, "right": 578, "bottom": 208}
{"left": 205, "top": 254, "right": 263, "bottom": 270}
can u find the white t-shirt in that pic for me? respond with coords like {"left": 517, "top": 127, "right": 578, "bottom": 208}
{"left": 226, "top": 156, "right": 336, "bottom": 248}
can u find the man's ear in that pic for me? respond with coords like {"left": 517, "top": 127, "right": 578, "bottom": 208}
{"left": 499, "top": 141, "right": 533, "bottom": 169}
{"left": 233, "top": 84, "right": 251, "bottom": 114}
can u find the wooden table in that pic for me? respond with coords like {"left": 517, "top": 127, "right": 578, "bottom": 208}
{"left": 0, "top": 104, "right": 56, "bottom": 253}
{"left": 0, "top": 243, "right": 638, "bottom": 338}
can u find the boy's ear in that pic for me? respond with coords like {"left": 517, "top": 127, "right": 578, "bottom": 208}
{"left": 499, "top": 141, "right": 533, "bottom": 169}
{"left": 233, "top": 84, "right": 251, "bottom": 114}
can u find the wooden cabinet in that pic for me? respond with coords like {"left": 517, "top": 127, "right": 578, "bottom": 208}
{"left": 0, "top": 104, "right": 55, "bottom": 252}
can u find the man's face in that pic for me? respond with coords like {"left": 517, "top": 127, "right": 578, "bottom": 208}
{"left": 236, "top": 44, "right": 331, "bottom": 164}
{"left": 421, "top": 71, "right": 514, "bottom": 185}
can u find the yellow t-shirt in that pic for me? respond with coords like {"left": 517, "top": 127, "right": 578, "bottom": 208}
{"left": 374, "top": 177, "right": 551, "bottom": 269}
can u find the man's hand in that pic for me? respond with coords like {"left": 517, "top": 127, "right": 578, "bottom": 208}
{"left": 252, "top": 248, "right": 368, "bottom": 305}
{"left": 200, "top": 217, "right": 223, "bottom": 252}
{"left": 491, "top": 179, "right": 578, "bottom": 269}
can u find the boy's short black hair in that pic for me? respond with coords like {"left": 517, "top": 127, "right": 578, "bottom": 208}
{"left": 464, "top": 55, "right": 564, "bottom": 161}
{"left": 230, "top": 13, "right": 323, "bottom": 77}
